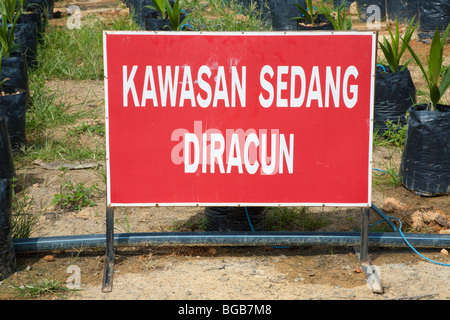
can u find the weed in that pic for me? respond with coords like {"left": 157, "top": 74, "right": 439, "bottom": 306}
{"left": 373, "top": 119, "right": 407, "bottom": 148}
{"left": 116, "top": 208, "right": 132, "bottom": 233}
{"left": 382, "top": 120, "right": 407, "bottom": 148}
{"left": 10, "top": 275, "right": 78, "bottom": 298}
{"left": 10, "top": 176, "right": 39, "bottom": 239}
{"left": 265, "top": 207, "right": 329, "bottom": 231}
{"left": 170, "top": 214, "right": 207, "bottom": 231}
{"left": 52, "top": 171, "right": 98, "bottom": 211}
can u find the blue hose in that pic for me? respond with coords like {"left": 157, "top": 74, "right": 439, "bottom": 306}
{"left": 377, "top": 64, "right": 387, "bottom": 72}
{"left": 245, "top": 207, "right": 290, "bottom": 249}
{"left": 246, "top": 205, "right": 449, "bottom": 266}
{"left": 370, "top": 215, "right": 450, "bottom": 267}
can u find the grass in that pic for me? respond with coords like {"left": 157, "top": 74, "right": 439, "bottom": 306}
{"left": 34, "top": 13, "right": 141, "bottom": 81}
{"left": 265, "top": 207, "right": 329, "bottom": 231}
{"left": 12, "top": 13, "right": 132, "bottom": 164}
{"left": 10, "top": 176, "right": 39, "bottom": 239}
{"left": 9, "top": 275, "right": 79, "bottom": 299}
{"left": 185, "top": 0, "right": 271, "bottom": 31}
{"left": 170, "top": 213, "right": 208, "bottom": 231}
{"left": 67, "top": 121, "right": 105, "bottom": 138}
{"left": 26, "top": 81, "right": 90, "bottom": 140}
{"left": 372, "top": 119, "right": 406, "bottom": 187}
{"left": 19, "top": 0, "right": 269, "bottom": 163}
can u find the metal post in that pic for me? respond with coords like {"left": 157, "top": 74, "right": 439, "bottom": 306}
{"left": 102, "top": 206, "right": 115, "bottom": 292}
{"left": 356, "top": 207, "right": 383, "bottom": 293}
{"left": 360, "top": 206, "right": 370, "bottom": 264}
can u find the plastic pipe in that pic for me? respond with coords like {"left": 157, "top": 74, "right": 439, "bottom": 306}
{"left": 12, "top": 231, "right": 450, "bottom": 253}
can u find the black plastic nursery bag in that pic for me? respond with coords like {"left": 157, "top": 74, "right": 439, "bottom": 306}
{"left": 0, "top": 178, "right": 16, "bottom": 281}
{"left": 270, "top": 0, "right": 306, "bottom": 31}
{"left": 374, "top": 65, "right": 416, "bottom": 135}
{"left": 205, "top": 207, "right": 266, "bottom": 231}
{"left": 385, "top": 0, "right": 418, "bottom": 22}
{"left": 0, "top": 88, "right": 28, "bottom": 150}
{"left": 0, "top": 117, "right": 15, "bottom": 180}
{"left": 418, "top": 0, "right": 450, "bottom": 41}
{"left": 400, "top": 104, "right": 450, "bottom": 196}
{"left": 0, "top": 54, "right": 29, "bottom": 93}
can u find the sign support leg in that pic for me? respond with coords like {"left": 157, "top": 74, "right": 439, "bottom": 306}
{"left": 355, "top": 207, "right": 384, "bottom": 293}
{"left": 102, "top": 205, "right": 115, "bottom": 292}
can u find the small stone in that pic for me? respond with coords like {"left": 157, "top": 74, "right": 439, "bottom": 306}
{"left": 25, "top": 265, "right": 32, "bottom": 271}
{"left": 441, "top": 249, "right": 448, "bottom": 256}
{"left": 43, "top": 255, "right": 55, "bottom": 262}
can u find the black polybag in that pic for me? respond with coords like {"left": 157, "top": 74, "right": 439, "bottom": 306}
{"left": 385, "top": 0, "right": 418, "bottom": 22}
{"left": 129, "top": 0, "right": 152, "bottom": 29}
{"left": 0, "top": 53, "right": 29, "bottom": 93}
{"left": 0, "top": 117, "right": 15, "bottom": 180}
{"left": 399, "top": 104, "right": 450, "bottom": 196}
{"left": 374, "top": 65, "right": 416, "bottom": 135}
{"left": 145, "top": 17, "right": 171, "bottom": 31}
{"left": 205, "top": 207, "right": 266, "bottom": 231}
{"left": 19, "top": 9, "right": 45, "bottom": 41}
{"left": 11, "top": 21, "right": 38, "bottom": 69}
{"left": 0, "top": 88, "right": 28, "bottom": 150}
{"left": 418, "top": 0, "right": 450, "bottom": 41}
{"left": 270, "top": 0, "right": 306, "bottom": 31}
{"left": 0, "top": 178, "right": 16, "bottom": 281}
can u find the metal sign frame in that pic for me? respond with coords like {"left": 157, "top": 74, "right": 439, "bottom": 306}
{"left": 102, "top": 30, "right": 382, "bottom": 293}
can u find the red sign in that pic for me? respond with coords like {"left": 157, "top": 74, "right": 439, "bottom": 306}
{"left": 104, "top": 31, "right": 376, "bottom": 207}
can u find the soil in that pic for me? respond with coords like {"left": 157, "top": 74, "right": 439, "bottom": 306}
{"left": 0, "top": 0, "right": 449, "bottom": 301}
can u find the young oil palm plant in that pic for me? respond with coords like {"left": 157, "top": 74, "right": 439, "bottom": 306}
{"left": 379, "top": 16, "right": 418, "bottom": 73}
{"left": 319, "top": 1, "right": 352, "bottom": 30}
{"left": 374, "top": 18, "right": 418, "bottom": 136}
{"left": 399, "top": 23, "right": 450, "bottom": 196}
{"left": 146, "top": 0, "right": 187, "bottom": 30}
{"left": 403, "top": 23, "right": 450, "bottom": 111}
{"left": 292, "top": 0, "right": 318, "bottom": 27}
{"left": 0, "top": 0, "right": 24, "bottom": 57}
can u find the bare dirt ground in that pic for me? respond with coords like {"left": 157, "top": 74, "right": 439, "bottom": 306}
{"left": 0, "top": 0, "right": 449, "bottom": 302}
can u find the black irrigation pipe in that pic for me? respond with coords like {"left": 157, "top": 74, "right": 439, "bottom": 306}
{"left": 13, "top": 231, "right": 450, "bottom": 253}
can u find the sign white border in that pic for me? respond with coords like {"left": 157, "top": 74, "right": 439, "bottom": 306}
{"left": 104, "top": 31, "right": 377, "bottom": 207}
